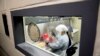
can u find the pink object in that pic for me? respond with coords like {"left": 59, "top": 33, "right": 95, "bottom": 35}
{"left": 42, "top": 33, "right": 49, "bottom": 39}
{"left": 41, "top": 33, "right": 54, "bottom": 42}
{"left": 41, "top": 33, "right": 49, "bottom": 41}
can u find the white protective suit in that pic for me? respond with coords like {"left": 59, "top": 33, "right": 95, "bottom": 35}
{"left": 48, "top": 24, "right": 69, "bottom": 56}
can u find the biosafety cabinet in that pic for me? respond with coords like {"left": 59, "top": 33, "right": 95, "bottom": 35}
{"left": 0, "top": 0, "right": 99, "bottom": 56}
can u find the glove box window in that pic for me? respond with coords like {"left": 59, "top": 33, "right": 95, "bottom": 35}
{"left": 23, "top": 16, "right": 82, "bottom": 56}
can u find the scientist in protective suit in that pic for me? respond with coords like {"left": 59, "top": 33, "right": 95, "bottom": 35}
{"left": 47, "top": 24, "right": 69, "bottom": 56}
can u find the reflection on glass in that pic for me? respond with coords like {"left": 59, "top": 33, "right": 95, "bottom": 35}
{"left": 23, "top": 16, "right": 82, "bottom": 56}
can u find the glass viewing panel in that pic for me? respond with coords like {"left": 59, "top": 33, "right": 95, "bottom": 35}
{"left": 23, "top": 16, "right": 82, "bottom": 56}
